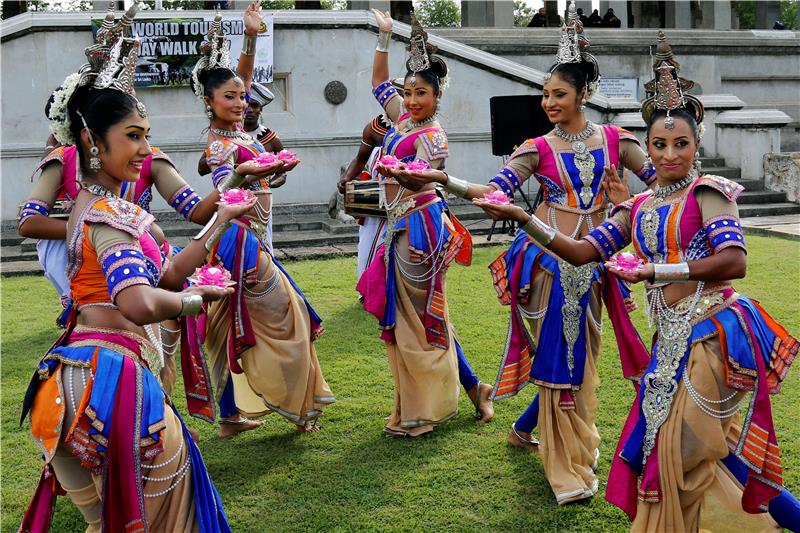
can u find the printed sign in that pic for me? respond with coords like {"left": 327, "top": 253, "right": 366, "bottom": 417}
{"left": 91, "top": 15, "right": 273, "bottom": 88}
{"left": 599, "top": 77, "right": 638, "bottom": 100}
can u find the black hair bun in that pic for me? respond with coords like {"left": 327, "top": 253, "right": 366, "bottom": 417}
{"left": 429, "top": 55, "right": 448, "bottom": 79}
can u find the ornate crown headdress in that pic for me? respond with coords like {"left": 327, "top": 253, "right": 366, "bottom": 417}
{"left": 641, "top": 31, "right": 704, "bottom": 128}
{"left": 47, "top": 5, "right": 145, "bottom": 146}
{"left": 546, "top": 2, "right": 600, "bottom": 98}
{"left": 407, "top": 16, "right": 431, "bottom": 75}
{"left": 191, "top": 14, "right": 236, "bottom": 101}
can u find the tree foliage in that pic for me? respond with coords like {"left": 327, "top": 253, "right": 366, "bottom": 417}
{"left": 413, "top": 0, "right": 460, "bottom": 27}
{"left": 514, "top": 0, "right": 533, "bottom": 26}
{"left": 736, "top": 0, "right": 797, "bottom": 29}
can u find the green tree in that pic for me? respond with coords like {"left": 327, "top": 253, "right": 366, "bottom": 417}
{"left": 514, "top": 0, "right": 533, "bottom": 26}
{"left": 413, "top": 0, "right": 460, "bottom": 27}
{"left": 781, "top": 0, "right": 798, "bottom": 29}
{"left": 736, "top": 0, "right": 797, "bottom": 29}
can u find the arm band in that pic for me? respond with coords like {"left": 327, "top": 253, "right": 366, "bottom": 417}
{"left": 522, "top": 215, "right": 556, "bottom": 246}
{"left": 179, "top": 294, "right": 204, "bottom": 316}
{"left": 242, "top": 34, "right": 257, "bottom": 56}
{"left": 652, "top": 262, "right": 690, "bottom": 283}
{"left": 376, "top": 30, "right": 392, "bottom": 53}
{"left": 443, "top": 173, "right": 470, "bottom": 198}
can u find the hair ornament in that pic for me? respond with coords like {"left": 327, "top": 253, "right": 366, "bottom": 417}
{"left": 641, "top": 31, "right": 704, "bottom": 126}
{"left": 552, "top": 2, "right": 601, "bottom": 97}
{"left": 191, "top": 14, "right": 235, "bottom": 101}
{"left": 46, "top": 5, "right": 145, "bottom": 146}
{"left": 406, "top": 16, "right": 431, "bottom": 75}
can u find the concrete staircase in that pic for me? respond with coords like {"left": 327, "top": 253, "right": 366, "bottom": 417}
{"left": 2, "top": 157, "right": 798, "bottom": 277}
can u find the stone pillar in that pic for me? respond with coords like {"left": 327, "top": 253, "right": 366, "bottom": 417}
{"left": 715, "top": 109, "right": 790, "bottom": 181}
{"left": 755, "top": 1, "right": 780, "bottom": 29}
{"left": 463, "top": 1, "right": 513, "bottom": 27}
{"left": 351, "top": 0, "right": 391, "bottom": 12}
{"left": 630, "top": 0, "right": 663, "bottom": 28}
{"left": 713, "top": 0, "right": 731, "bottom": 29}
{"left": 696, "top": 0, "right": 715, "bottom": 29}
{"left": 544, "top": 0, "right": 560, "bottom": 27}
{"left": 665, "top": 0, "right": 691, "bottom": 29}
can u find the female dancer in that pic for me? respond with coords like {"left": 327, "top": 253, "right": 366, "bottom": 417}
{"left": 358, "top": 11, "right": 492, "bottom": 437}
{"left": 191, "top": 8, "right": 334, "bottom": 435}
{"left": 17, "top": 16, "right": 271, "bottom": 530}
{"left": 384, "top": 3, "right": 654, "bottom": 500}
{"left": 473, "top": 32, "right": 798, "bottom": 531}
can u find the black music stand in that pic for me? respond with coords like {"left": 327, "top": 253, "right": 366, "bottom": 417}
{"left": 486, "top": 95, "right": 551, "bottom": 241}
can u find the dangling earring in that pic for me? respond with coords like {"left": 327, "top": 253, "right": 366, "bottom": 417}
{"left": 435, "top": 95, "right": 441, "bottom": 115}
{"left": 89, "top": 146, "right": 102, "bottom": 172}
{"left": 579, "top": 99, "right": 586, "bottom": 112}
{"left": 693, "top": 151, "right": 702, "bottom": 175}
{"left": 77, "top": 109, "right": 101, "bottom": 172}
{"left": 205, "top": 105, "right": 213, "bottom": 120}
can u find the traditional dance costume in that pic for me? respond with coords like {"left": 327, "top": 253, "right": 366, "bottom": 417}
{"left": 358, "top": 18, "right": 477, "bottom": 435}
{"left": 202, "top": 135, "right": 334, "bottom": 426}
{"left": 20, "top": 194, "right": 230, "bottom": 533}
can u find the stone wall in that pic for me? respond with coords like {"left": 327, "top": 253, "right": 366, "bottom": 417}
{"left": 764, "top": 152, "right": 800, "bottom": 203}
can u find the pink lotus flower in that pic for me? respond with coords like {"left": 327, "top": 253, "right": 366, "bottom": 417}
{"left": 482, "top": 190, "right": 511, "bottom": 205}
{"left": 254, "top": 152, "right": 278, "bottom": 166}
{"left": 190, "top": 264, "right": 234, "bottom": 288}
{"left": 610, "top": 252, "right": 644, "bottom": 273}
{"left": 276, "top": 149, "right": 298, "bottom": 164}
{"left": 405, "top": 159, "right": 431, "bottom": 172}
{"left": 220, "top": 188, "right": 256, "bottom": 206}
{"left": 379, "top": 155, "right": 403, "bottom": 168}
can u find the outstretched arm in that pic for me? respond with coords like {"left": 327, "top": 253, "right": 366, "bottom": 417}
{"left": 150, "top": 159, "right": 220, "bottom": 225}
{"left": 338, "top": 122, "right": 380, "bottom": 192}
{"left": 236, "top": 1, "right": 263, "bottom": 93}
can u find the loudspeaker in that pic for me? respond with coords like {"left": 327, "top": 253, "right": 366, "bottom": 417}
{"left": 489, "top": 95, "right": 551, "bottom": 157}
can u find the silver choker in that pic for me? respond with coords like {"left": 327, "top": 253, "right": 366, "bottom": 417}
{"left": 212, "top": 127, "right": 253, "bottom": 142}
{"left": 653, "top": 173, "right": 695, "bottom": 199}
{"left": 553, "top": 121, "right": 595, "bottom": 144}
{"left": 83, "top": 182, "right": 119, "bottom": 199}
{"left": 406, "top": 114, "right": 437, "bottom": 130}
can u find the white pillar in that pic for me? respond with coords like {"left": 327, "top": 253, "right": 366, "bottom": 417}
{"left": 666, "top": 0, "right": 691, "bottom": 28}
{"left": 713, "top": 0, "right": 731, "bottom": 29}
{"left": 492, "top": 0, "right": 514, "bottom": 27}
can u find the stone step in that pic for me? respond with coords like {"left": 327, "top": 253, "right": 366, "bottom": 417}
{"left": 737, "top": 190, "right": 788, "bottom": 205}
{"left": 699, "top": 157, "right": 725, "bottom": 167}
{"left": 736, "top": 179, "right": 765, "bottom": 192}
{"left": 703, "top": 166, "right": 741, "bottom": 180}
{"left": 738, "top": 203, "right": 800, "bottom": 218}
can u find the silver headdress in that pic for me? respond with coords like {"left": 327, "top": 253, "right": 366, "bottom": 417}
{"left": 191, "top": 14, "right": 235, "bottom": 101}
{"left": 407, "top": 16, "right": 431, "bottom": 75}
{"left": 546, "top": 1, "right": 600, "bottom": 98}
{"left": 641, "top": 31, "right": 704, "bottom": 129}
{"left": 47, "top": 5, "right": 145, "bottom": 146}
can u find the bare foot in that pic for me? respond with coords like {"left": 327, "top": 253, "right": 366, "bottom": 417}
{"left": 467, "top": 382, "right": 495, "bottom": 424}
{"left": 188, "top": 427, "right": 200, "bottom": 443}
{"left": 296, "top": 422, "right": 322, "bottom": 433}
{"left": 507, "top": 424, "right": 539, "bottom": 452}
{"left": 218, "top": 415, "right": 263, "bottom": 438}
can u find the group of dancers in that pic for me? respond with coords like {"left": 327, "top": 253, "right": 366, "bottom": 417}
{"left": 15, "top": 1, "right": 799, "bottom": 531}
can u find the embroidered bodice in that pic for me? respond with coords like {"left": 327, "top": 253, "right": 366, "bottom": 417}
{"left": 67, "top": 197, "right": 164, "bottom": 309}
{"left": 488, "top": 125, "right": 656, "bottom": 211}
{"left": 205, "top": 136, "right": 271, "bottom": 191}
{"left": 583, "top": 175, "right": 747, "bottom": 264}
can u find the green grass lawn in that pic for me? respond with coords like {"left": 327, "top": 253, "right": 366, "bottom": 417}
{"left": 2, "top": 235, "right": 798, "bottom": 532}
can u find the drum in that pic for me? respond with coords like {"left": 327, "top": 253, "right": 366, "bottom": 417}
{"left": 344, "top": 179, "right": 386, "bottom": 218}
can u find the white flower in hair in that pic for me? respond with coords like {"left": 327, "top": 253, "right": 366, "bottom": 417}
{"left": 439, "top": 74, "right": 450, "bottom": 93}
{"left": 48, "top": 73, "right": 81, "bottom": 146}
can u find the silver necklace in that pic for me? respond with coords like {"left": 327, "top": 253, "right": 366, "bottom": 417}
{"left": 83, "top": 182, "right": 119, "bottom": 199}
{"left": 406, "top": 114, "right": 437, "bottom": 130}
{"left": 554, "top": 121, "right": 597, "bottom": 207}
{"left": 553, "top": 121, "right": 595, "bottom": 146}
{"left": 212, "top": 127, "right": 253, "bottom": 142}
{"left": 653, "top": 173, "right": 696, "bottom": 199}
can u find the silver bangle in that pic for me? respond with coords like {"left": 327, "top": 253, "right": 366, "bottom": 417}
{"left": 652, "top": 262, "right": 690, "bottom": 283}
{"left": 193, "top": 212, "right": 218, "bottom": 241}
{"left": 204, "top": 221, "right": 232, "bottom": 253}
{"left": 216, "top": 171, "right": 245, "bottom": 193}
{"left": 375, "top": 30, "right": 392, "bottom": 53}
{"left": 179, "top": 294, "right": 203, "bottom": 317}
{"left": 443, "top": 173, "right": 470, "bottom": 198}
{"left": 522, "top": 215, "right": 556, "bottom": 246}
{"left": 242, "top": 34, "right": 257, "bottom": 56}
